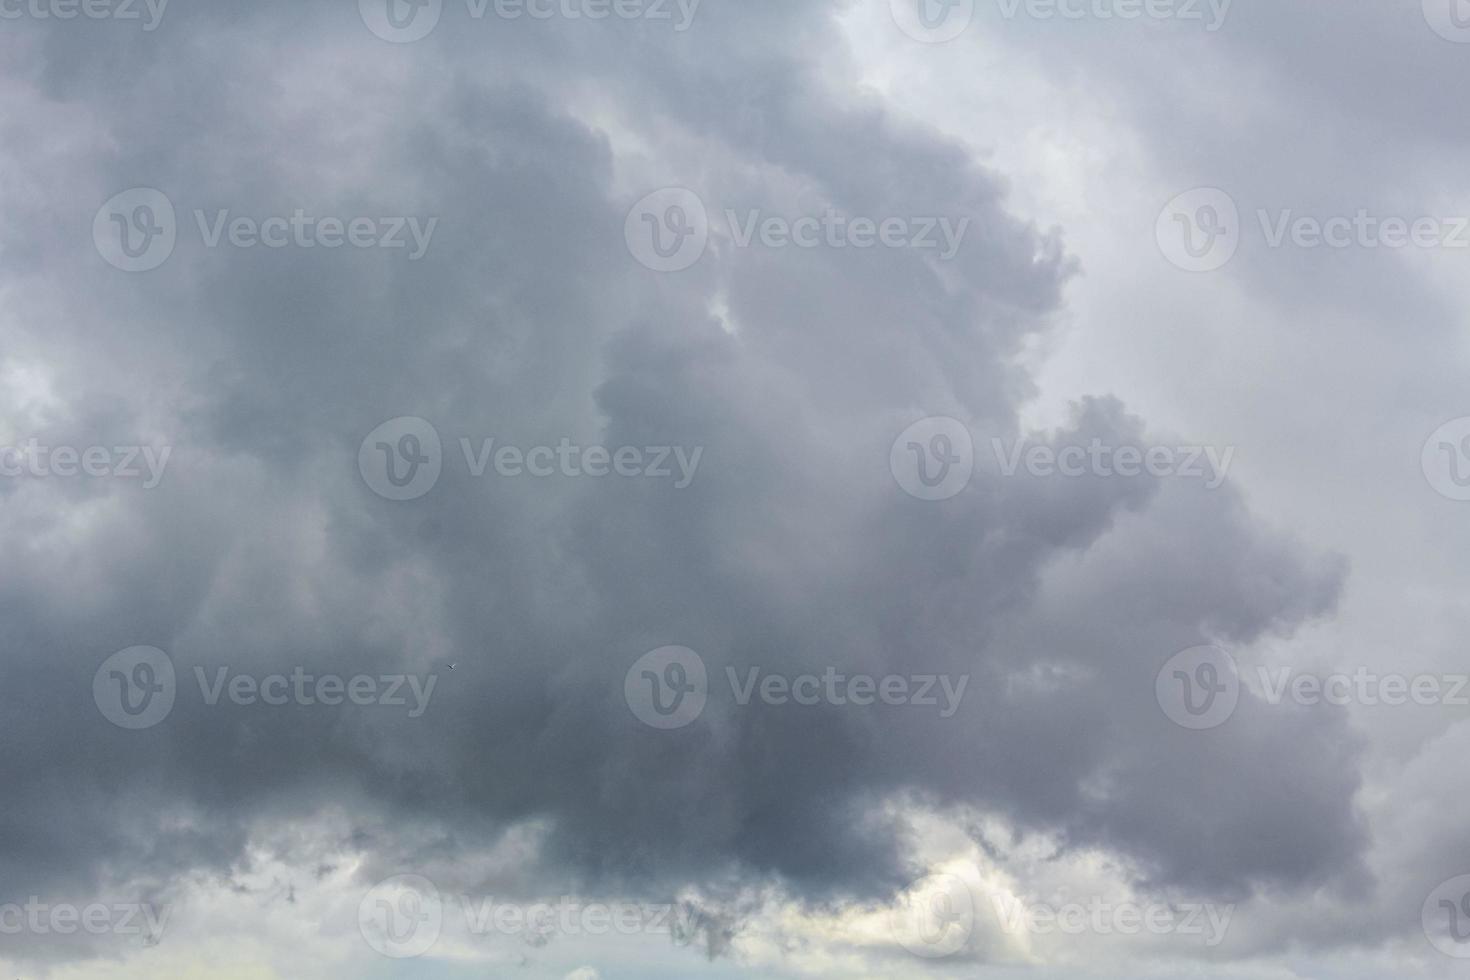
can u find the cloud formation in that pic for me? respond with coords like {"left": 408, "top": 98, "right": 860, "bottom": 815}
{"left": 5, "top": 1, "right": 1454, "bottom": 977}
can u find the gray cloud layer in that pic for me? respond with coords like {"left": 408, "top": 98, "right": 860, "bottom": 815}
{"left": 0, "top": 0, "right": 1397, "bottom": 972}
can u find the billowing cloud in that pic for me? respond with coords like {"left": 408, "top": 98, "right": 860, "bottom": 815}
{"left": 4, "top": 1, "right": 1450, "bottom": 977}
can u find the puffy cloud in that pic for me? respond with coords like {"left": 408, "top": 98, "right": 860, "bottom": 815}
{"left": 0, "top": 1, "right": 1410, "bottom": 977}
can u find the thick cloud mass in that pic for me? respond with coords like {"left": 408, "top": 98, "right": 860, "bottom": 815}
{"left": 0, "top": 1, "right": 1392, "bottom": 974}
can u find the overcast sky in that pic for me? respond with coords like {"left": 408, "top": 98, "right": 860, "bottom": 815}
{"left": 3, "top": 1, "right": 1470, "bottom": 977}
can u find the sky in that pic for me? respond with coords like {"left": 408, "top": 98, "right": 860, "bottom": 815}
{"left": 3, "top": 0, "right": 1470, "bottom": 977}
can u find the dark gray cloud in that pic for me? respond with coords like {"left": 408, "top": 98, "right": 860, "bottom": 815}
{"left": 0, "top": 1, "right": 1378, "bottom": 973}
